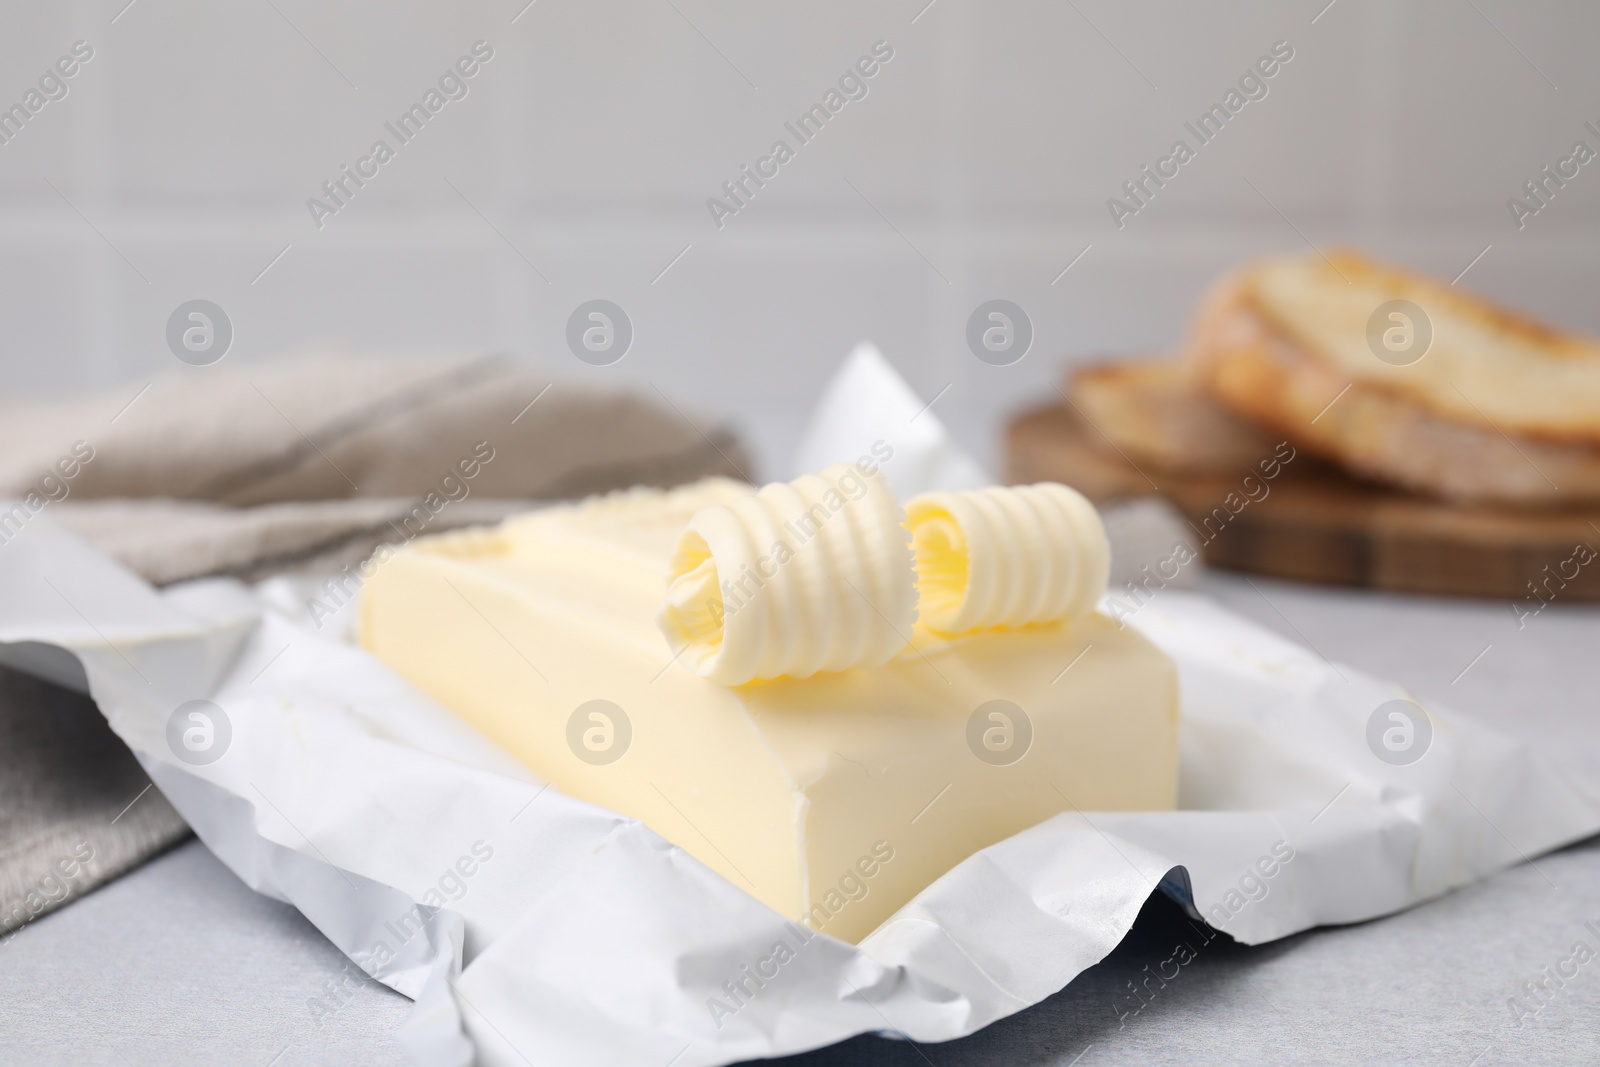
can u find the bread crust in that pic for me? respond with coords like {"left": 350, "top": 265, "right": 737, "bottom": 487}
{"left": 1069, "top": 358, "right": 1275, "bottom": 475}
{"left": 1185, "top": 264, "right": 1600, "bottom": 507}
{"left": 1247, "top": 251, "right": 1600, "bottom": 446}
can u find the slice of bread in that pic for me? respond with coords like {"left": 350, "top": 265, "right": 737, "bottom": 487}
{"left": 1184, "top": 251, "right": 1600, "bottom": 506}
{"left": 1069, "top": 358, "right": 1276, "bottom": 475}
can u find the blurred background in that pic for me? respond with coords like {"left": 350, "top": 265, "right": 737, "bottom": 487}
{"left": 5, "top": 0, "right": 1598, "bottom": 477}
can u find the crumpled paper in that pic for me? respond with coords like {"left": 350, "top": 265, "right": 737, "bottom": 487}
{"left": 791, "top": 342, "right": 988, "bottom": 496}
{"left": 3, "top": 349, "right": 1599, "bottom": 1066}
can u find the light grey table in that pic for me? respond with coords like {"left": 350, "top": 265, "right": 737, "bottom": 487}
{"left": 5, "top": 572, "right": 1599, "bottom": 1066}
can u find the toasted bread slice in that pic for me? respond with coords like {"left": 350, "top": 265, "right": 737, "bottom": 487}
{"left": 1069, "top": 358, "right": 1276, "bottom": 475}
{"left": 1185, "top": 252, "right": 1600, "bottom": 506}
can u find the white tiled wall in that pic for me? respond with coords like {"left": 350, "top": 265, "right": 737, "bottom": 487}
{"left": 2, "top": 0, "right": 1597, "bottom": 476}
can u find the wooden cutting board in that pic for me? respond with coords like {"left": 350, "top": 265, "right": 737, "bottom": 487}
{"left": 1006, "top": 401, "right": 1600, "bottom": 603}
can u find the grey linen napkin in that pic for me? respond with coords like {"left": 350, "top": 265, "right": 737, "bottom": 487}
{"left": 0, "top": 664, "right": 189, "bottom": 939}
{"left": 0, "top": 352, "right": 750, "bottom": 936}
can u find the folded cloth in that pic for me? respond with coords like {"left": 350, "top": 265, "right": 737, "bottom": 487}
{"left": 0, "top": 664, "right": 190, "bottom": 938}
{"left": 0, "top": 351, "right": 749, "bottom": 504}
{"left": 48, "top": 498, "right": 533, "bottom": 586}
{"left": 0, "top": 352, "right": 750, "bottom": 931}
{"left": 1, "top": 351, "right": 749, "bottom": 585}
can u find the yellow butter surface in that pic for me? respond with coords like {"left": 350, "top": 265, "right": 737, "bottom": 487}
{"left": 359, "top": 478, "right": 1178, "bottom": 942}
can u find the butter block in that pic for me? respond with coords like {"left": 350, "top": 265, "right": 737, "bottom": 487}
{"left": 359, "top": 479, "right": 1178, "bottom": 943}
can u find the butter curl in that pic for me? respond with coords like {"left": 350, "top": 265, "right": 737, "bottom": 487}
{"left": 905, "top": 483, "right": 1108, "bottom": 634}
{"left": 658, "top": 464, "right": 916, "bottom": 685}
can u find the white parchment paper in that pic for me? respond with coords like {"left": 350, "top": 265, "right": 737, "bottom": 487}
{"left": 4, "top": 349, "right": 1598, "bottom": 1065}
